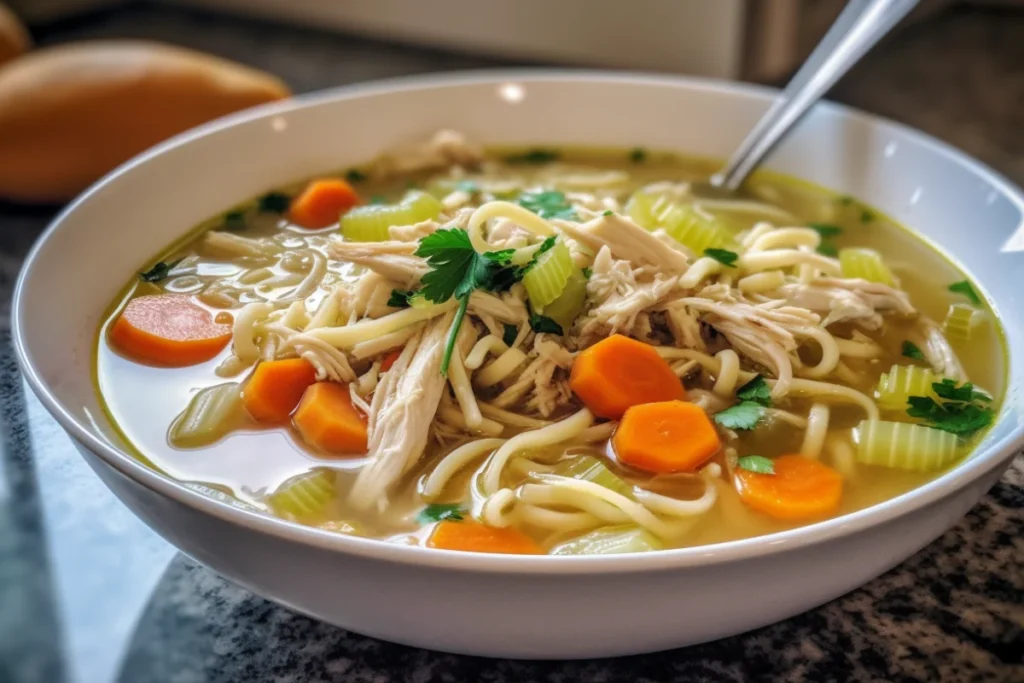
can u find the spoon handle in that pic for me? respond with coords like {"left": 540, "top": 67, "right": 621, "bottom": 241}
{"left": 713, "top": 0, "right": 919, "bottom": 191}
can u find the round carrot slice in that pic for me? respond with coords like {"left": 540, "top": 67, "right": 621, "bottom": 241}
{"left": 734, "top": 454, "right": 843, "bottom": 521}
{"left": 109, "top": 294, "right": 232, "bottom": 366}
{"left": 613, "top": 400, "right": 720, "bottom": 473}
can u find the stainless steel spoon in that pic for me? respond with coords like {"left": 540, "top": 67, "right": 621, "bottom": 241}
{"left": 710, "top": 0, "right": 920, "bottom": 193}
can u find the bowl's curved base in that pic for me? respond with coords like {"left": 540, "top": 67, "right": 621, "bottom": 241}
{"left": 79, "top": 443, "right": 1013, "bottom": 659}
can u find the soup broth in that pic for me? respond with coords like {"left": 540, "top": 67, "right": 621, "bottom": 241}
{"left": 96, "top": 132, "right": 1004, "bottom": 555}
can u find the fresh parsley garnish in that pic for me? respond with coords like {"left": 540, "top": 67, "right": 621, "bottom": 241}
{"left": 736, "top": 375, "right": 771, "bottom": 407}
{"left": 629, "top": 148, "right": 647, "bottom": 163}
{"left": 528, "top": 312, "right": 564, "bottom": 335}
{"left": 388, "top": 289, "right": 416, "bottom": 308}
{"left": 502, "top": 323, "right": 518, "bottom": 347}
{"left": 713, "top": 401, "right": 764, "bottom": 430}
{"left": 505, "top": 149, "right": 560, "bottom": 165}
{"left": 257, "top": 192, "right": 290, "bottom": 213}
{"left": 582, "top": 267, "right": 593, "bottom": 279}
{"left": 861, "top": 208, "right": 874, "bottom": 223}
{"left": 704, "top": 248, "right": 738, "bottom": 268}
{"left": 948, "top": 280, "right": 981, "bottom": 305}
{"left": 345, "top": 169, "right": 367, "bottom": 183}
{"left": 808, "top": 223, "right": 842, "bottom": 238}
{"left": 517, "top": 190, "right": 576, "bottom": 220}
{"left": 223, "top": 210, "right": 246, "bottom": 230}
{"left": 816, "top": 242, "right": 839, "bottom": 257}
{"left": 602, "top": 210, "right": 614, "bottom": 217}
{"left": 139, "top": 258, "right": 183, "bottom": 283}
{"left": 901, "top": 341, "right": 926, "bottom": 361}
{"left": 456, "top": 180, "right": 480, "bottom": 194}
{"left": 736, "top": 455, "right": 775, "bottom": 475}
{"left": 370, "top": 195, "right": 387, "bottom": 205}
{"left": 417, "top": 503, "right": 465, "bottom": 524}
{"left": 838, "top": 195, "right": 854, "bottom": 206}
{"left": 906, "top": 379, "right": 994, "bottom": 436}
{"left": 415, "top": 229, "right": 529, "bottom": 375}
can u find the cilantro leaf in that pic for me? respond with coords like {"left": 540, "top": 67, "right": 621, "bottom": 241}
{"left": 502, "top": 323, "right": 518, "bottom": 347}
{"left": 816, "top": 242, "right": 839, "bottom": 257}
{"left": 948, "top": 280, "right": 981, "bottom": 305}
{"left": 713, "top": 401, "right": 764, "bottom": 430}
{"left": 223, "top": 210, "right": 247, "bottom": 230}
{"left": 582, "top": 267, "right": 593, "bottom": 279}
{"left": 931, "top": 379, "right": 977, "bottom": 403}
{"left": 517, "top": 190, "right": 576, "bottom": 220}
{"left": 506, "top": 149, "right": 560, "bottom": 165}
{"left": 529, "top": 312, "right": 564, "bottom": 335}
{"left": 602, "top": 210, "right": 614, "bottom": 217}
{"left": 861, "top": 208, "right": 874, "bottom": 223}
{"left": 736, "top": 455, "right": 775, "bottom": 475}
{"left": 838, "top": 195, "right": 854, "bottom": 206}
{"left": 901, "top": 341, "right": 926, "bottom": 361}
{"left": 388, "top": 289, "right": 415, "bottom": 308}
{"left": 704, "top": 248, "right": 738, "bottom": 268}
{"left": 345, "top": 168, "right": 367, "bottom": 183}
{"left": 139, "top": 258, "right": 183, "bottom": 283}
{"left": 257, "top": 192, "right": 290, "bottom": 213}
{"left": 907, "top": 396, "right": 993, "bottom": 436}
{"left": 736, "top": 375, "right": 771, "bottom": 407}
{"left": 629, "top": 148, "right": 646, "bottom": 163}
{"left": 808, "top": 223, "right": 843, "bottom": 238}
{"left": 417, "top": 503, "right": 465, "bottom": 524}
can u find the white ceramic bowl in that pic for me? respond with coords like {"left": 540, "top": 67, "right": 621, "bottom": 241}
{"left": 14, "top": 72, "right": 1024, "bottom": 659}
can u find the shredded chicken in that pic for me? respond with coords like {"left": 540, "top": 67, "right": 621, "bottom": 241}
{"left": 778, "top": 278, "right": 915, "bottom": 329}
{"left": 388, "top": 219, "right": 439, "bottom": 242}
{"left": 557, "top": 214, "right": 691, "bottom": 273}
{"left": 349, "top": 312, "right": 453, "bottom": 510}
{"left": 493, "top": 335, "right": 575, "bottom": 417}
{"left": 328, "top": 239, "right": 427, "bottom": 288}
{"left": 913, "top": 318, "right": 966, "bottom": 382}
{"left": 371, "top": 130, "right": 483, "bottom": 178}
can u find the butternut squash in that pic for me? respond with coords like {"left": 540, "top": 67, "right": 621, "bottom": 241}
{"left": 0, "top": 40, "right": 290, "bottom": 203}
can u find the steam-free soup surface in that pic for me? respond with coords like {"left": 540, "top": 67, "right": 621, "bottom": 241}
{"left": 96, "top": 132, "right": 1004, "bottom": 554}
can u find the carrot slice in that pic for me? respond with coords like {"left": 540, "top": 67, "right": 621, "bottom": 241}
{"left": 569, "top": 334, "right": 684, "bottom": 419}
{"left": 109, "top": 294, "right": 231, "bottom": 366}
{"left": 735, "top": 454, "right": 843, "bottom": 521}
{"left": 293, "top": 382, "right": 368, "bottom": 454}
{"left": 379, "top": 349, "right": 402, "bottom": 372}
{"left": 613, "top": 400, "right": 720, "bottom": 473}
{"left": 288, "top": 178, "right": 361, "bottom": 229}
{"left": 242, "top": 358, "right": 317, "bottom": 422}
{"left": 427, "top": 520, "right": 543, "bottom": 555}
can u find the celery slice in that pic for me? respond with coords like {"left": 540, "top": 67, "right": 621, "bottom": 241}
{"left": 341, "top": 190, "right": 442, "bottom": 242}
{"left": 855, "top": 419, "right": 959, "bottom": 471}
{"left": 552, "top": 525, "right": 663, "bottom": 555}
{"left": 839, "top": 247, "right": 894, "bottom": 285}
{"left": 875, "top": 365, "right": 941, "bottom": 411}
{"left": 943, "top": 303, "right": 982, "bottom": 342}
{"left": 625, "top": 189, "right": 736, "bottom": 252}
{"left": 522, "top": 240, "right": 573, "bottom": 310}
{"left": 553, "top": 455, "right": 633, "bottom": 498}
{"left": 540, "top": 268, "right": 588, "bottom": 330}
{"left": 169, "top": 382, "right": 245, "bottom": 448}
{"left": 268, "top": 469, "right": 336, "bottom": 521}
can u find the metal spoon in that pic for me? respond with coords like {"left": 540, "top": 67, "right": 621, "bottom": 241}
{"left": 709, "top": 0, "right": 920, "bottom": 193}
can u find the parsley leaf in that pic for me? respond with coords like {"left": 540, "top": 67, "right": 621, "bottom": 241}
{"left": 602, "top": 210, "right": 614, "bottom": 216}
{"left": 861, "top": 208, "right": 874, "bottom": 223}
{"left": 838, "top": 195, "right": 854, "bottom": 206}
{"left": 529, "top": 312, "right": 564, "bottom": 335}
{"left": 517, "top": 190, "right": 576, "bottom": 220}
{"left": 901, "top": 340, "right": 926, "bottom": 361}
{"left": 629, "top": 148, "right": 647, "bottom": 163}
{"left": 808, "top": 223, "right": 843, "bottom": 238}
{"left": 139, "top": 258, "right": 183, "bottom": 283}
{"left": 223, "top": 210, "right": 247, "bottom": 230}
{"left": 370, "top": 195, "right": 387, "bottom": 205}
{"left": 737, "top": 455, "right": 775, "bottom": 475}
{"left": 704, "top": 248, "right": 738, "bottom": 268}
{"left": 816, "top": 242, "right": 839, "bottom": 257}
{"left": 907, "top": 396, "right": 993, "bottom": 436}
{"left": 417, "top": 503, "right": 465, "bottom": 524}
{"left": 257, "top": 192, "right": 290, "bottom": 213}
{"left": 948, "top": 280, "right": 981, "bottom": 305}
{"left": 736, "top": 375, "right": 771, "bottom": 407}
{"left": 931, "top": 379, "right": 980, "bottom": 403}
{"left": 582, "top": 267, "right": 593, "bottom": 279}
{"left": 502, "top": 323, "right": 518, "bottom": 347}
{"left": 456, "top": 180, "right": 480, "bottom": 194}
{"left": 713, "top": 401, "right": 764, "bottom": 430}
{"left": 388, "top": 289, "right": 415, "bottom": 308}
{"left": 506, "top": 149, "right": 560, "bottom": 165}
{"left": 345, "top": 168, "right": 367, "bottom": 183}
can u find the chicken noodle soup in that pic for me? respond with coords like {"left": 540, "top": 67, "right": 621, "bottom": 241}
{"left": 96, "top": 131, "right": 1005, "bottom": 554}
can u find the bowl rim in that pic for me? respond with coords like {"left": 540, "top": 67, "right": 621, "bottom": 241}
{"left": 14, "top": 69, "right": 1024, "bottom": 575}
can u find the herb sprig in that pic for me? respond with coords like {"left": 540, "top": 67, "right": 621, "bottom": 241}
{"left": 737, "top": 455, "right": 775, "bottom": 475}
{"left": 417, "top": 503, "right": 465, "bottom": 524}
{"left": 139, "top": 258, "right": 183, "bottom": 283}
{"left": 906, "top": 379, "right": 994, "bottom": 437}
{"left": 901, "top": 341, "right": 926, "bottom": 361}
{"left": 704, "top": 248, "right": 738, "bottom": 268}
{"left": 948, "top": 280, "right": 981, "bottom": 306}
{"left": 517, "top": 190, "right": 576, "bottom": 220}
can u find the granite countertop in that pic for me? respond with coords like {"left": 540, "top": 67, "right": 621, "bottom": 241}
{"left": 1, "top": 4, "right": 1022, "bottom": 682}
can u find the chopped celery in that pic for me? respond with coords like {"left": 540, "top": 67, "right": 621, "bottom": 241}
{"left": 552, "top": 525, "right": 663, "bottom": 555}
{"left": 540, "top": 268, "right": 588, "bottom": 330}
{"left": 522, "top": 240, "right": 573, "bottom": 310}
{"left": 554, "top": 454, "right": 633, "bottom": 498}
{"left": 268, "top": 469, "right": 336, "bottom": 521}
{"left": 839, "top": 247, "right": 894, "bottom": 285}
{"left": 169, "top": 382, "right": 245, "bottom": 448}
{"left": 875, "top": 365, "right": 941, "bottom": 411}
{"left": 341, "top": 190, "right": 442, "bottom": 242}
{"left": 943, "top": 303, "right": 982, "bottom": 342}
{"left": 625, "top": 189, "right": 736, "bottom": 252}
{"left": 855, "top": 419, "right": 959, "bottom": 471}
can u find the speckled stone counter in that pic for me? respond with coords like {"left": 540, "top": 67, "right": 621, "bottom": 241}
{"left": 1, "top": 5, "right": 1022, "bottom": 682}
